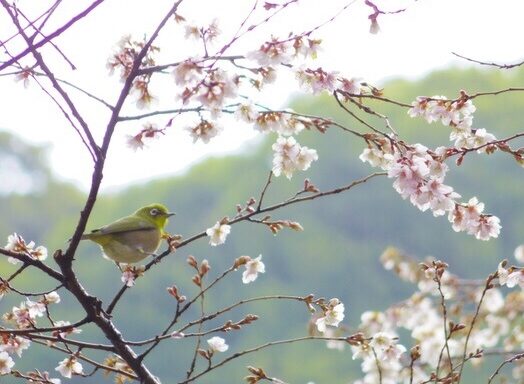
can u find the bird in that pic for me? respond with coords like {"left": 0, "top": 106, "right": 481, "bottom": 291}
{"left": 81, "top": 203, "right": 175, "bottom": 264}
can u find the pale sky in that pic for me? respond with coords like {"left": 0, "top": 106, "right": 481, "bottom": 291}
{"left": 1, "top": 0, "right": 523, "bottom": 192}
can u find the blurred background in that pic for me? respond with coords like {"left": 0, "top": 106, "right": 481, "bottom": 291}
{"left": 1, "top": 0, "right": 524, "bottom": 383}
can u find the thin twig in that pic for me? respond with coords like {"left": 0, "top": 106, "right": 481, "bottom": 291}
{"left": 256, "top": 171, "right": 273, "bottom": 211}
{"left": 488, "top": 352, "right": 524, "bottom": 384}
{"left": 452, "top": 52, "right": 524, "bottom": 70}
{"left": 180, "top": 335, "right": 354, "bottom": 384}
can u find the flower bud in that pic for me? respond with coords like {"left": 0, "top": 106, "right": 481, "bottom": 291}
{"left": 200, "top": 259, "right": 211, "bottom": 276}
{"left": 187, "top": 255, "right": 198, "bottom": 268}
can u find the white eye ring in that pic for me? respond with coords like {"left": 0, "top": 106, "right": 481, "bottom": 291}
{"left": 150, "top": 208, "right": 159, "bottom": 216}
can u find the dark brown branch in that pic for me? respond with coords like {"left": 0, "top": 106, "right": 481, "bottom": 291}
{"left": 21, "top": 333, "right": 115, "bottom": 352}
{"left": 0, "top": 248, "right": 63, "bottom": 282}
{"left": 29, "top": 338, "right": 138, "bottom": 380}
{"left": 0, "top": 317, "right": 89, "bottom": 335}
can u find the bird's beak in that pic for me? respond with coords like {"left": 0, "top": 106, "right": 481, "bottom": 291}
{"left": 165, "top": 212, "right": 176, "bottom": 217}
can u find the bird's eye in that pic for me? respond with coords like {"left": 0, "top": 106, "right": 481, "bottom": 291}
{"left": 150, "top": 208, "right": 159, "bottom": 216}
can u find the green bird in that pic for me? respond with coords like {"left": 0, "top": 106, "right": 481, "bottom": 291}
{"left": 81, "top": 203, "right": 175, "bottom": 264}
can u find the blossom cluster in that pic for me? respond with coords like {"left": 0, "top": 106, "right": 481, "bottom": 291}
{"left": 296, "top": 67, "right": 363, "bottom": 95}
{"left": 272, "top": 136, "right": 318, "bottom": 179}
{"left": 2, "top": 292, "right": 59, "bottom": 329}
{"left": 498, "top": 260, "right": 524, "bottom": 289}
{"left": 343, "top": 246, "right": 524, "bottom": 384}
{"left": 4, "top": 233, "right": 48, "bottom": 264}
{"left": 247, "top": 36, "right": 321, "bottom": 67}
{"left": 408, "top": 95, "right": 497, "bottom": 152}
{"left": 0, "top": 291, "right": 64, "bottom": 379}
{"left": 360, "top": 142, "right": 500, "bottom": 240}
{"left": 107, "top": 35, "right": 158, "bottom": 108}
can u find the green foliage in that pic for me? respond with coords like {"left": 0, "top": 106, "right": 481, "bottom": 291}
{"left": 2, "top": 66, "right": 524, "bottom": 383}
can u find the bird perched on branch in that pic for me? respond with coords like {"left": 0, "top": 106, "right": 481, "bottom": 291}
{"left": 81, "top": 203, "right": 174, "bottom": 264}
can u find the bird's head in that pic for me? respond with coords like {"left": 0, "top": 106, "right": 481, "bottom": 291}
{"left": 135, "top": 203, "right": 175, "bottom": 229}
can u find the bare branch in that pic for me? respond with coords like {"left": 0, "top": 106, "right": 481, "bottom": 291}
{"left": 452, "top": 52, "right": 524, "bottom": 70}
{"left": 0, "top": 0, "right": 105, "bottom": 72}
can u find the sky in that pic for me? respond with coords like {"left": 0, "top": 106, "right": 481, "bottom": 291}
{"left": 1, "top": 0, "right": 524, "bottom": 192}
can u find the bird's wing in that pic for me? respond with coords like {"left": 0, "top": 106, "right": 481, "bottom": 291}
{"left": 90, "top": 216, "right": 156, "bottom": 235}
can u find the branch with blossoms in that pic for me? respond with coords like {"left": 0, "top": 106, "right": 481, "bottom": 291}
{"left": 2, "top": 0, "right": 524, "bottom": 383}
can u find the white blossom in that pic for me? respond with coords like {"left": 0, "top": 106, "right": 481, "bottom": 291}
{"left": 206, "top": 222, "right": 231, "bottom": 246}
{"left": 316, "top": 299, "right": 345, "bottom": 333}
{"left": 339, "top": 77, "right": 363, "bottom": 95}
{"left": 248, "top": 40, "right": 292, "bottom": 66}
{"left": 55, "top": 356, "right": 83, "bottom": 378}
{"left": 53, "top": 320, "right": 82, "bottom": 339}
{"left": 121, "top": 269, "right": 136, "bottom": 287}
{"left": 187, "top": 120, "right": 222, "bottom": 144}
{"left": 0, "top": 351, "right": 14, "bottom": 375}
{"left": 0, "top": 336, "right": 30, "bottom": 357}
{"left": 32, "top": 245, "right": 48, "bottom": 261}
{"left": 44, "top": 291, "right": 61, "bottom": 305}
{"left": 242, "top": 255, "right": 265, "bottom": 284}
{"left": 272, "top": 136, "right": 318, "bottom": 179}
{"left": 173, "top": 59, "right": 202, "bottom": 86}
{"left": 4, "top": 233, "right": 48, "bottom": 261}
{"left": 515, "top": 245, "right": 524, "bottom": 264}
{"left": 207, "top": 336, "right": 228, "bottom": 353}
{"left": 196, "top": 69, "right": 237, "bottom": 109}
{"left": 359, "top": 147, "right": 394, "bottom": 169}
{"left": 234, "top": 102, "right": 258, "bottom": 123}
{"left": 25, "top": 299, "right": 46, "bottom": 319}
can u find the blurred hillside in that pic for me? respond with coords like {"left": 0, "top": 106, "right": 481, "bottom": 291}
{"left": 1, "top": 66, "right": 524, "bottom": 383}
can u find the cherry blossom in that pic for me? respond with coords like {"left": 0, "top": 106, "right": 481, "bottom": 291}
{"left": 207, "top": 336, "right": 228, "bottom": 353}
{"left": 43, "top": 291, "right": 61, "bottom": 305}
{"left": 4, "top": 233, "right": 48, "bottom": 262}
{"left": 272, "top": 136, "right": 318, "bottom": 179}
{"left": 339, "top": 77, "right": 363, "bottom": 95}
{"left": 206, "top": 222, "right": 231, "bottom": 246}
{"left": 187, "top": 120, "right": 222, "bottom": 144}
{"left": 515, "top": 245, "right": 524, "bottom": 264}
{"left": 196, "top": 69, "right": 237, "bottom": 109}
{"left": 242, "top": 255, "right": 266, "bottom": 284}
{"left": 315, "top": 298, "right": 345, "bottom": 333}
{"left": 55, "top": 356, "right": 83, "bottom": 378}
{"left": 248, "top": 39, "right": 293, "bottom": 66}
{"left": 173, "top": 59, "right": 202, "bottom": 86}
{"left": 0, "top": 352, "right": 14, "bottom": 375}
{"left": 0, "top": 335, "right": 30, "bottom": 357}
{"left": 234, "top": 102, "right": 259, "bottom": 123}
